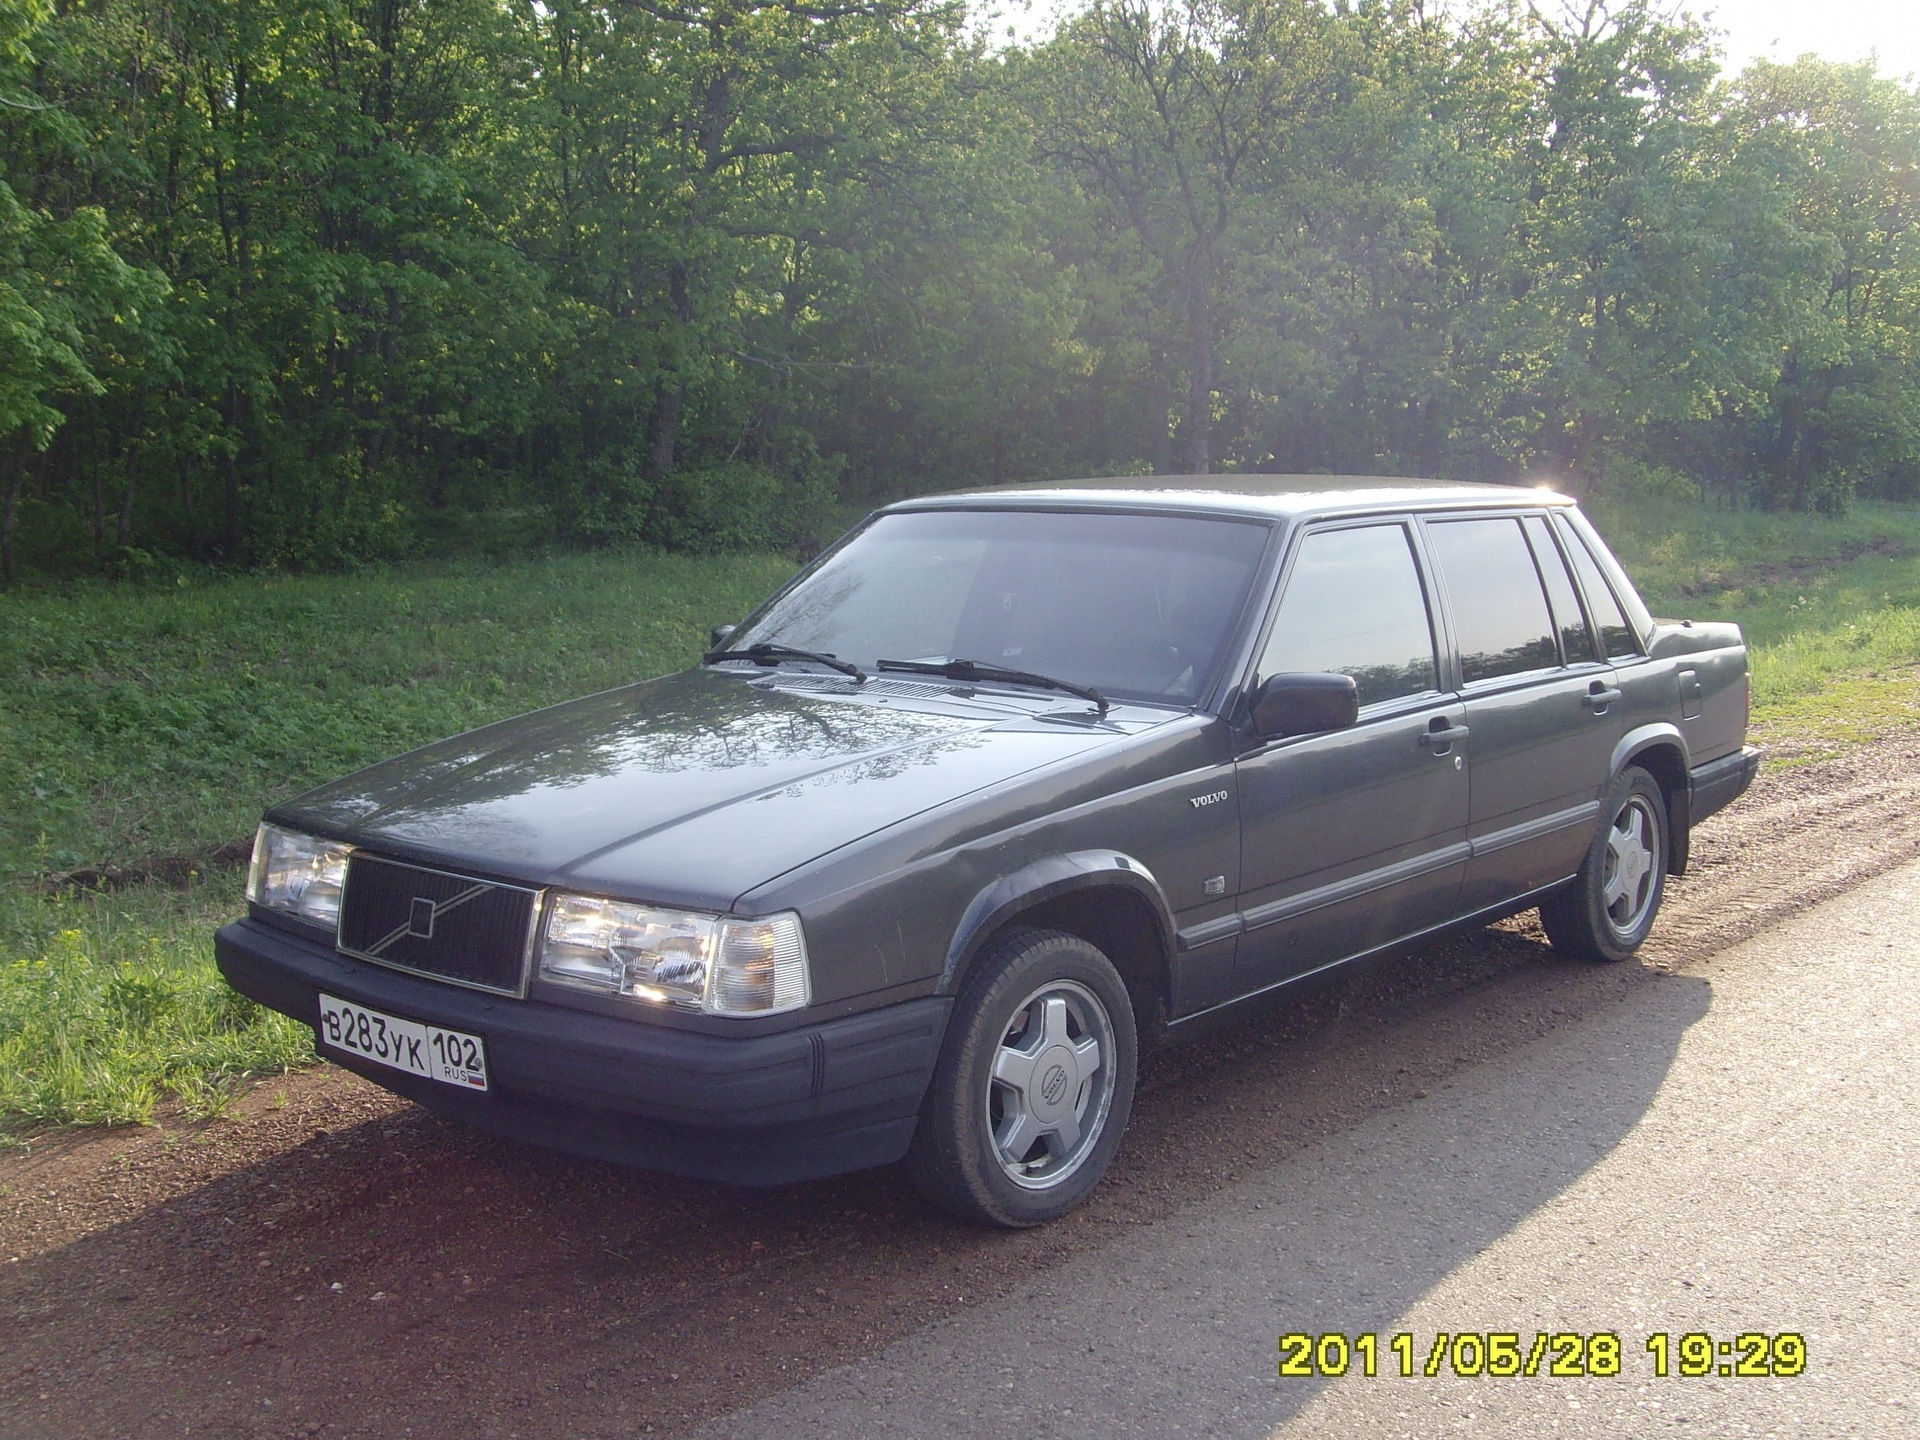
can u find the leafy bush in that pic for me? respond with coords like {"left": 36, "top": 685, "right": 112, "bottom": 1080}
{"left": 1601, "top": 456, "right": 1701, "bottom": 505}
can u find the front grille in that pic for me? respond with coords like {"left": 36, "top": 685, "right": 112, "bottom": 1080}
{"left": 337, "top": 854, "right": 541, "bottom": 996}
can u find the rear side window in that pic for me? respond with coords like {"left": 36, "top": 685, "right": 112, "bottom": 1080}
{"left": 1522, "top": 515, "right": 1598, "bottom": 664}
{"left": 1426, "top": 517, "right": 1559, "bottom": 683}
{"left": 1555, "top": 518, "right": 1639, "bottom": 659}
{"left": 1258, "top": 524, "right": 1438, "bottom": 707}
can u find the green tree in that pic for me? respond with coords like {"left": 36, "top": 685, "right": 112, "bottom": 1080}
{"left": 0, "top": 0, "right": 167, "bottom": 582}
{"left": 1030, "top": 0, "right": 1348, "bottom": 473}
{"left": 1723, "top": 57, "right": 1920, "bottom": 509}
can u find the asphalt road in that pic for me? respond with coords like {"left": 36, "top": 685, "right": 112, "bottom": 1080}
{"left": 693, "top": 858, "right": 1920, "bottom": 1440}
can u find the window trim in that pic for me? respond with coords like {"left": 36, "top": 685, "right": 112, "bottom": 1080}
{"left": 1241, "top": 515, "right": 1447, "bottom": 723}
{"left": 1520, "top": 512, "right": 1606, "bottom": 669}
{"left": 1416, "top": 510, "right": 1572, "bottom": 693}
{"left": 1551, "top": 510, "right": 1647, "bottom": 661}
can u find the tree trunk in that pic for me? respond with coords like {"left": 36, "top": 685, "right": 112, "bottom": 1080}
{"left": 1184, "top": 244, "right": 1213, "bottom": 475}
{"left": 1771, "top": 368, "right": 1805, "bottom": 511}
{"left": 648, "top": 258, "right": 697, "bottom": 479}
{"left": 116, "top": 394, "right": 148, "bottom": 547}
{"left": 1569, "top": 411, "right": 1601, "bottom": 497}
{"left": 1146, "top": 372, "right": 1173, "bottom": 475}
{"left": 647, "top": 390, "right": 684, "bottom": 479}
{"left": 224, "top": 383, "right": 244, "bottom": 554}
{"left": 89, "top": 410, "right": 106, "bottom": 559}
{"left": 2, "top": 438, "right": 26, "bottom": 586}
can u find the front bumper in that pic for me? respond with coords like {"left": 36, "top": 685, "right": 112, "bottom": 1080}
{"left": 216, "top": 917, "right": 949, "bottom": 1185}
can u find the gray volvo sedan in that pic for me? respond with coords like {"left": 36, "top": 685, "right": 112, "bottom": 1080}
{"left": 216, "top": 476, "right": 1758, "bottom": 1226}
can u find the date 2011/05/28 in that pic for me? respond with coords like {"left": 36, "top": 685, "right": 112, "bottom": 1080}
{"left": 1279, "top": 1331, "right": 1807, "bottom": 1380}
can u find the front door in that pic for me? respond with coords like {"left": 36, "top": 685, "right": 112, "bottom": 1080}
{"left": 1233, "top": 521, "right": 1470, "bottom": 995}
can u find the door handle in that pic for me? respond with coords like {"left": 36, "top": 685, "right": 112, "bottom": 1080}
{"left": 1582, "top": 687, "right": 1623, "bottom": 709}
{"left": 1420, "top": 723, "right": 1469, "bottom": 747}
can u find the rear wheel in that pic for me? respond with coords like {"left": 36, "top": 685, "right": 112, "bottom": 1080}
{"left": 908, "top": 928, "right": 1137, "bottom": 1228}
{"left": 1541, "top": 766, "right": 1668, "bottom": 962}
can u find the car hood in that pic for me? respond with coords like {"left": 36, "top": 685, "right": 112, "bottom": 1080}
{"left": 274, "top": 667, "right": 1167, "bottom": 912}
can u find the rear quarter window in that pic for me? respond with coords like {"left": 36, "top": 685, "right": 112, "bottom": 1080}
{"left": 1555, "top": 516, "right": 1640, "bottom": 660}
{"left": 1522, "top": 514, "right": 1598, "bottom": 665}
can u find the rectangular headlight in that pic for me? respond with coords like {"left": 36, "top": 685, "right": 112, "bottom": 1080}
{"left": 246, "top": 823, "right": 354, "bottom": 929}
{"left": 539, "top": 895, "right": 810, "bottom": 1016}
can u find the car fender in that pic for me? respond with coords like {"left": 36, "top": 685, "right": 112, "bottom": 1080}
{"left": 1610, "top": 722, "right": 1693, "bottom": 877}
{"left": 1610, "top": 723, "right": 1690, "bottom": 784}
{"left": 940, "top": 850, "right": 1178, "bottom": 994}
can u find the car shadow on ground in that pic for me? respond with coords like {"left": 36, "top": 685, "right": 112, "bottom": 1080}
{"left": 0, "top": 922, "right": 1706, "bottom": 1440}
{"left": 689, "top": 933, "right": 1715, "bottom": 1438}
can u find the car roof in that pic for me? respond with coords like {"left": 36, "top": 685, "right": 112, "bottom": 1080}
{"left": 882, "top": 473, "right": 1576, "bottom": 523}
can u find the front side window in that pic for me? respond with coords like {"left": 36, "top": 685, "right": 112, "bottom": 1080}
{"left": 729, "top": 508, "right": 1272, "bottom": 704}
{"left": 1426, "top": 517, "right": 1560, "bottom": 684}
{"left": 1257, "top": 524, "right": 1439, "bottom": 707}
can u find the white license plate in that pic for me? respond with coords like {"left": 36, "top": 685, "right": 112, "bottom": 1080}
{"left": 317, "top": 993, "right": 488, "bottom": 1091}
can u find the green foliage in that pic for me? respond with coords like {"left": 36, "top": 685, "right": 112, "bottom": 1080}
{"left": 1600, "top": 457, "right": 1702, "bottom": 506}
{"left": 0, "top": 877, "right": 313, "bottom": 1128}
{"left": 0, "top": 547, "right": 796, "bottom": 877}
{"left": 7, "top": 0, "right": 1920, "bottom": 575}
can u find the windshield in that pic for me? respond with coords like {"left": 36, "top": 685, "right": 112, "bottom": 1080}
{"left": 725, "top": 508, "right": 1272, "bottom": 705}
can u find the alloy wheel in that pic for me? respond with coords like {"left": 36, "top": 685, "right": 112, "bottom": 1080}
{"left": 1601, "top": 795, "right": 1659, "bottom": 935}
{"left": 986, "top": 979, "right": 1116, "bottom": 1190}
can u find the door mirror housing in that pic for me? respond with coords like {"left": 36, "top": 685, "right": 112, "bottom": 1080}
{"left": 1250, "top": 672, "right": 1360, "bottom": 739}
{"left": 709, "top": 623, "right": 738, "bottom": 651}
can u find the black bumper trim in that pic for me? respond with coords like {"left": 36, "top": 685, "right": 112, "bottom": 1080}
{"left": 1689, "top": 746, "right": 1761, "bottom": 826}
{"left": 216, "top": 918, "right": 949, "bottom": 1185}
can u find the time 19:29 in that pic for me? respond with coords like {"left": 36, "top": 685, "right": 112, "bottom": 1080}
{"left": 1646, "top": 1332, "right": 1807, "bottom": 1378}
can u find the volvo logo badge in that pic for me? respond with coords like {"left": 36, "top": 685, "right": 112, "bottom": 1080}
{"left": 1041, "top": 1064, "right": 1070, "bottom": 1106}
{"left": 407, "top": 897, "right": 436, "bottom": 938}
{"left": 365, "top": 882, "right": 490, "bottom": 956}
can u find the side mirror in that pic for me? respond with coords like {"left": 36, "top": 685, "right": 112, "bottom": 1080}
{"left": 1250, "top": 672, "right": 1359, "bottom": 739}
{"left": 709, "top": 623, "right": 738, "bottom": 651}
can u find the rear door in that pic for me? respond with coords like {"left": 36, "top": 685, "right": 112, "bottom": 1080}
{"left": 1421, "top": 512, "right": 1624, "bottom": 911}
{"left": 1231, "top": 520, "right": 1470, "bottom": 995}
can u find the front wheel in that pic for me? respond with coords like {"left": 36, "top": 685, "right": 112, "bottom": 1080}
{"left": 1541, "top": 766, "right": 1668, "bottom": 962}
{"left": 908, "top": 928, "right": 1137, "bottom": 1228}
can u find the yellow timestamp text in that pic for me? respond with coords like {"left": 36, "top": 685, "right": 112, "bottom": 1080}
{"left": 1277, "top": 1331, "right": 1807, "bottom": 1380}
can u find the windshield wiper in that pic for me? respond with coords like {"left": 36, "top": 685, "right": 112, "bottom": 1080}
{"left": 704, "top": 642, "right": 866, "bottom": 682}
{"left": 875, "top": 658, "right": 1108, "bottom": 715}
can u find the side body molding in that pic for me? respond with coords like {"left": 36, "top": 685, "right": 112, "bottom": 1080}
{"left": 940, "top": 850, "right": 1177, "bottom": 993}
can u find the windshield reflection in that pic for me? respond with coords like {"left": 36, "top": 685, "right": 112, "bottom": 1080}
{"left": 725, "top": 509, "right": 1271, "bottom": 705}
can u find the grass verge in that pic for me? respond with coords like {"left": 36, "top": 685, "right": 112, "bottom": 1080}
{"left": 0, "top": 873, "right": 311, "bottom": 1126}
{"left": 1589, "top": 497, "right": 1920, "bottom": 753}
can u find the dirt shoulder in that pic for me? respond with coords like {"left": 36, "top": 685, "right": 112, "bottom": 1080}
{"left": 5, "top": 733, "right": 1920, "bottom": 1440}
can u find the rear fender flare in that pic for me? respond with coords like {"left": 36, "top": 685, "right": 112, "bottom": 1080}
{"left": 1609, "top": 723, "right": 1692, "bottom": 876}
{"left": 1609, "top": 722, "right": 1690, "bottom": 783}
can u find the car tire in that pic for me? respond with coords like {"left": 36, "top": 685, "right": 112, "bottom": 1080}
{"left": 908, "top": 928, "right": 1137, "bottom": 1228}
{"left": 1541, "top": 765, "right": 1668, "bottom": 962}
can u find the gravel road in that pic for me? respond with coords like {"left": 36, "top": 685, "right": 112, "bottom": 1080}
{"left": 4, "top": 732, "right": 1920, "bottom": 1440}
